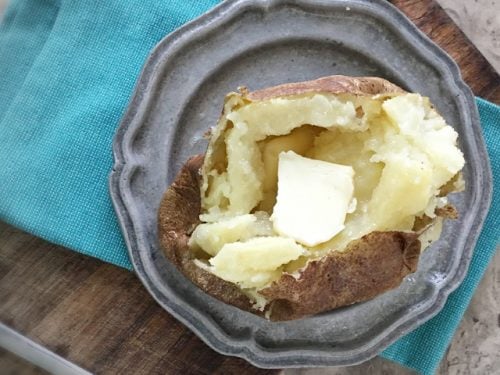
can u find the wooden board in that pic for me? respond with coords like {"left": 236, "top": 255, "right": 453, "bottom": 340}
{"left": 0, "top": 348, "right": 48, "bottom": 375}
{"left": 0, "top": 1, "right": 499, "bottom": 374}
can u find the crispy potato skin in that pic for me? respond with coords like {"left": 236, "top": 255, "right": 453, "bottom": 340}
{"left": 158, "top": 76, "right": 428, "bottom": 321}
{"left": 247, "top": 75, "right": 405, "bottom": 101}
{"left": 261, "top": 232, "right": 420, "bottom": 321}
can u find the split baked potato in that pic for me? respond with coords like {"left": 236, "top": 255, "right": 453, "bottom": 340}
{"left": 158, "top": 75, "right": 465, "bottom": 321}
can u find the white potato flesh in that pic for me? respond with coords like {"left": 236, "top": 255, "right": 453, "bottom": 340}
{"left": 209, "top": 237, "right": 307, "bottom": 289}
{"left": 189, "top": 212, "right": 274, "bottom": 256}
{"left": 201, "top": 94, "right": 362, "bottom": 221}
{"left": 194, "top": 91, "right": 465, "bottom": 291}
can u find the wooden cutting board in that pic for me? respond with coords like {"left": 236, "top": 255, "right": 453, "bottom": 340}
{"left": 0, "top": 1, "right": 499, "bottom": 374}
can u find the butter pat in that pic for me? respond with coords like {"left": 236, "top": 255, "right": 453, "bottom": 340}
{"left": 271, "top": 151, "right": 355, "bottom": 246}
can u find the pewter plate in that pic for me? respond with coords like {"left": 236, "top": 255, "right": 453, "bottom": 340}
{"left": 109, "top": 0, "right": 492, "bottom": 367}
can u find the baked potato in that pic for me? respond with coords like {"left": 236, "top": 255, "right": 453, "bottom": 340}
{"left": 158, "top": 75, "right": 465, "bottom": 321}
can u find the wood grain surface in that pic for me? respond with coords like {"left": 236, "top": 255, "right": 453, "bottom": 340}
{"left": 0, "top": 348, "right": 48, "bottom": 375}
{"left": 0, "top": 1, "right": 499, "bottom": 374}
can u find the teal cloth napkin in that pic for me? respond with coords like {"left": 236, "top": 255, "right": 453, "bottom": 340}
{"left": 0, "top": 1, "right": 498, "bottom": 374}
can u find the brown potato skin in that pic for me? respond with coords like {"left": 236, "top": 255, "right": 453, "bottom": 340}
{"left": 247, "top": 75, "right": 405, "bottom": 101}
{"left": 261, "top": 232, "right": 420, "bottom": 321}
{"left": 158, "top": 76, "right": 428, "bottom": 321}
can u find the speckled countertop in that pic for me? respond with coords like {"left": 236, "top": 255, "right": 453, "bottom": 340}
{"left": 439, "top": 0, "right": 500, "bottom": 73}
{"left": 0, "top": 1, "right": 498, "bottom": 374}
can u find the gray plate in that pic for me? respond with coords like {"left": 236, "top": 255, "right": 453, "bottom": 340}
{"left": 109, "top": 0, "right": 492, "bottom": 368}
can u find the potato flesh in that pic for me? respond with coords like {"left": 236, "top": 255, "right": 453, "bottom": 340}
{"left": 189, "top": 212, "right": 273, "bottom": 256}
{"left": 201, "top": 94, "right": 363, "bottom": 222}
{"left": 196, "top": 92, "right": 465, "bottom": 291}
{"left": 208, "top": 237, "right": 307, "bottom": 289}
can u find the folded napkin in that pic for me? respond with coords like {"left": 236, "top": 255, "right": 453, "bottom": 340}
{"left": 0, "top": 1, "right": 498, "bottom": 374}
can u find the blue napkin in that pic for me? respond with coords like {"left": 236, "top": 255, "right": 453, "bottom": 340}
{"left": 0, "top": 1, "right": 498, "bottom": 374}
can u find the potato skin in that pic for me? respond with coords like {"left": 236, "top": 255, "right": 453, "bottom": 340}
{"left": 158, "top": 76, "right": 427, "bottom": 321}
{"left": 247, "top": 75, "right": 405, "bottom": 101}
{"left": 261, "top": 231, "right": 420, "bottom": 321}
